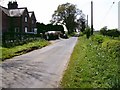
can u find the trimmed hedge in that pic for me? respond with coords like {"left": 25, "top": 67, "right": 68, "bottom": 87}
{"left": 100, "top": 29, "right": 120, "bottom": 37}
{"left": 1, "top": 39, "right": 49, "bottom": 61}
{"left": 2, "top": 32, "right": 42, "bottom": 47}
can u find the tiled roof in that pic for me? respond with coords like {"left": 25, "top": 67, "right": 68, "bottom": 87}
{"left": 0, "top": 5, "right": 9, "bottom": 16}
{"left": 0, "top": 5, "right": 36, "bottom": 19}
{"left": 9, "top": 8, "right": 25, "bottom": 17}
{"left": 0, "top": 5, "right": 25, "bottom": 17}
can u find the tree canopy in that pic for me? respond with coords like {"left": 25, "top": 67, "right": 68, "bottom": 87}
{"left": 50, "top": 3, "right": 86, "bottom": 34}
{"left": 100, "top": 26, "right": 120, "bottom": 37}
{"left": 36, "top": 22, "right": 64, "bottom": 34}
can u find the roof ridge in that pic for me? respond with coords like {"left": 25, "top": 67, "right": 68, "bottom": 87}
{"left": 0, "top": 5, "right": 8, "bottom": 10}
{"left": 17, "top": 7, "right": 27, "bottom": 9}
{"left": 28, "top": 11, "right": 34, "bottom": 13}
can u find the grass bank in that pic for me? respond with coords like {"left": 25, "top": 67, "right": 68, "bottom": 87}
{"left": 0, "top": 39, "right": 50, "bottom": 61}
{"left": 61, "top": 35, "right": 120, "bottom": 88}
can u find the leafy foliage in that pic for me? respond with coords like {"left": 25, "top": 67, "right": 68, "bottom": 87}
{"left": 91, "top": 35, "right": 105, "bottom": 43}
{"left": 84, "top": 26, "right": 91, "bottom": 39}
{"left": 100, "top": 26, "right": 108, "bottom": 35}
{"left": 61, "top": 35, "right": 120, "bottom": 88}
{"left": 50, "top": 3, "right": 86, "bottom": 34}
{"left": 36, "top": 22, "right": 47, "bottom": 34}
{"left": 2, "top": 32, "right": 42, "bottom": 47}
{"left": 36, "top": 22, "right": 64, "bottom": 34}
{"left": 100, "top": 27, "right": 120, "bottom": 37}
{"left": 1, "top": 39, "right": 49, "bottom": 61}
{"left": 102, "top": 40, "right": 120, "bottom": 58}
{"left": 106, "top": 29, "right": 120, "bottom": 37}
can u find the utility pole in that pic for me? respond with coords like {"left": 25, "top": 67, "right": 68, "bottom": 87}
{"left": 87, "top": 15, "right": 88, "bottom": 27}
{"left": 91, "top": 1, "right": 93, "bottom": 35}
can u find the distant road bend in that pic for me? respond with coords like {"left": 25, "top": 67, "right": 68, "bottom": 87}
{"left": 1, "top": 37, "right": 78, "bottom": 88}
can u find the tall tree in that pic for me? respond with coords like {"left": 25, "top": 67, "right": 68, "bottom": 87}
{"left": 36, "top": 22, "right": 64, "bottom": 34}
{"left": 50, "top": 3, "right": 86, "bottom": 34}
{"left": 36, "top": 22, "right": 46, "bottom": 34}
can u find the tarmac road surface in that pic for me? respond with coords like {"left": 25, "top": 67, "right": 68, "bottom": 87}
{"left": 1, "top": 37, "right": 78, "bottom": 88}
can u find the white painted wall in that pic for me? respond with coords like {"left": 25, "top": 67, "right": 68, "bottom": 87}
{"left": 118, "top": 1, "right": 120, "bottom": 30}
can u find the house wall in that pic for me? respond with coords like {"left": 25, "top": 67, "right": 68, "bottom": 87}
{"left": 1, "top": 5, "right": 37, "bottom": 33}
{"left": 30, "top": 13, "right": 36, "bottom": 32}
{"left": 0, "top": 8, "right": 2, "bottom": 33}
{"left": 8, "top": 9, "right": 30, "bottom": 33}
{"left": 0, "top": 8, "right": 2, "bottom": 46}
{"left": 2, "top": 11, "right": 9, "bottom": 33}
{"left": 29, "top": 16, "right": 32, "bottom": 32}
{"left": 21, "top": 9, "right": 30, "bottom": 33}
{"left": 9, "top": 17, "right": 21, "bottom": 32}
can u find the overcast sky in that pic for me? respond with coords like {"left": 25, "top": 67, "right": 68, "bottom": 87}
{"left": 0, "top": 0, "right": 119, "bottom": 30}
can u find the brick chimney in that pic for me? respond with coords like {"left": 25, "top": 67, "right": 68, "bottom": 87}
{"left": 8, "top": 1, "right": 18, "bottom": 9}
{"left": 8, "top": 1, "right": 12, "bottom": 9}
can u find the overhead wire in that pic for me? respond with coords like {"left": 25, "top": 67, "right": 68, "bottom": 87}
{"left": 100, "top": 0, "right": 116, "bottom": 27}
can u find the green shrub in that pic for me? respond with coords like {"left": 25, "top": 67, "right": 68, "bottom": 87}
{"left": 91, "top": 35, "right": 104, "bottom": 44}
{"left": 100, "top": 28, "right": 120, "bottom": 37}
{"left": 107, "top": 29, "right": 120, "bottom": 37}
{"left": 1, "top": 39, "right": 49, "bottom": 61}
{"left": 102, "top": 40, "right": 120, "bottom": 58}
{"left": 79, "top": 32, "right": 84, "bottom": 36}
{"left": 69, "top": 32, "right": 76, "bottom": 36}
{"left": 100, "top": 26, "right": 107, "bottom": 35}
{"left": 85, "top": 27, "right": 91, "bottom": 39}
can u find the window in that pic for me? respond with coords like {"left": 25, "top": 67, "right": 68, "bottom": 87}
{"left": 25, "top": 17, "right": 27, "bottom": 22}
{"left": 25, "top": 27, "right": 28, "bottom": 33}
{"left": 34, "top": 28, "right": 37, "bottom": 34}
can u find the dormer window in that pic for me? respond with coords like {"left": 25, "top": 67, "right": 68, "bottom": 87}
{"left": 25, "top": 17, "right": 27, "bottom": 22}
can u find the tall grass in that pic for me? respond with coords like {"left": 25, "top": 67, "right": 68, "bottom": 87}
{"left": 61, "top": 35, "right": 120, "bottom": 88}
{"left": 1, "top": 39, "right": 50, "bottom": 61}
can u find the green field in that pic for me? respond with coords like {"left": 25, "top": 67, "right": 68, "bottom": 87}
{"left": 61, "top": 35, "right": 120, "bottom": 88}
{"left": 0, "top": 39, "right": 50, "bottom": 61}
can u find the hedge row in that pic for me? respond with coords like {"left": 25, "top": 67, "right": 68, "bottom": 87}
{"left": 100, "top": 28, "right": 120, "bottom": 37}
{"left": 2, "top": 32, "right": 42, "bottom": 47}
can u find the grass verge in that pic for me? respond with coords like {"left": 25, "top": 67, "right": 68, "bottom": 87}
{"left": 0, "top": 39, "right": 50, "bottom": 61}
{"left": 61, "top": 35, "right": 120, "bottom": 88}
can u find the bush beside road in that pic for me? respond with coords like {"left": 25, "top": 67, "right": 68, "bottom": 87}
{"left": 1, "top": 39, "right": 50, "bottom": 61}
